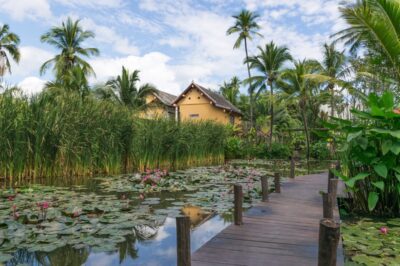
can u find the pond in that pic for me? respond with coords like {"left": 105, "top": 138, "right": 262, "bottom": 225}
{"left": 0, "top": 161, "right": 329, "bottom": 265}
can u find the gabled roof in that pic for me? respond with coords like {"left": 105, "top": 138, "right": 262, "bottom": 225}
{"left": 173, "top": 82, "right": 242, "bottom": 115}
{"left": 152, "top": 89, "right": 177, "bottom": 107}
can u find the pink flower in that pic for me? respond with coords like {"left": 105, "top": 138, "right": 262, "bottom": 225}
{"left": 42, "top": 202, "right": 49, "bottom": 209}
{"left": 139, "top": 193, "right": 145, "bottom": 200}
{"left": 14, "top": 212, "right": 20, "bottom": 219}
{"left": 7, "top": 196, "right": 14, "bottom": 201}
{"left": 121, "top": 194, "right": 126, "bottom": 200}
{"left": 73, "top": 211, "right": 80, "bottom": 217}
{"left": 12, "top": 204, "right": 17, "bottom": 211}
{"left": 380, "top": 227, "right": 388, "bottom": 234}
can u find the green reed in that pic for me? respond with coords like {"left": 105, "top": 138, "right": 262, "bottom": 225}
{"left": 0, "top": 89, "right": 226, "bottom": 185}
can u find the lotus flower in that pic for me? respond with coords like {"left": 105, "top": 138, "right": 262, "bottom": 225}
{"left": 7, "top": 196, "right": 14, "bottom": 201}
{"left": 139, "top": 193, "right": 145, "bottom": 200}
{"left": 393, "top": 108, "right": 400, "bottom": 115}
{"left": 380, "top": 227, "right": 388, "bottom": 234}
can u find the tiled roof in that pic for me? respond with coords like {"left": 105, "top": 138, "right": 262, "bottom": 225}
{"left": 153, "top": 89, "right": 177, "bottom": 106}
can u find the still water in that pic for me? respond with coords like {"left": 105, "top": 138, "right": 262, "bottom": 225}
{"left": 5, "top": 215, "right": 229, "bottom": 266}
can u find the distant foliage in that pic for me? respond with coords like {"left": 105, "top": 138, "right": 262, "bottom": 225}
{"left": 326, "top": 91, "right": 400, "bottom": 215}
{"left": 310, "top": 141, "right": 331, "bottom": 160}
{"left": 0, "top": 89, "right": 226, "bottom": 183}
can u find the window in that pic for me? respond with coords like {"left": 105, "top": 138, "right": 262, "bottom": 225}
{"left": 190, "top": 114, "right": 199, "bottom": 119}
{"left": 230, "top": 115, "right": 235, "bottom": 124}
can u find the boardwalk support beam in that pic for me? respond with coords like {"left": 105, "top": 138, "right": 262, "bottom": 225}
{"left": 328, "top": 178, "right": 339, "bottom": 200}
{"left": 261, "top": 176, "right": 269, "bottom": 202}
{"left": 176, "top": 216, "right": 191, "bottom": 266}
{"left": 322, "top": 192, "right": 334, "bottom": 219}
{"left": 318, "top": 218, "right": 340, "bottom": 266}
{"left": 274, "top": 173, "right": 281, "bottom": 193}
{"left": 234, "top": 184, "right": 243, "bottom": 225}
{"left": 290, "top": 156, "right": 295, "bottom": 178}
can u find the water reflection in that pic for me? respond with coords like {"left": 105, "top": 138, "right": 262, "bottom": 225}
{"left": 6, "top": 216, "right": 229, "bottom": 266}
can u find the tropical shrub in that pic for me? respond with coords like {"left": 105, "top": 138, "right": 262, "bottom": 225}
{"left": 326, "top": 91, "right": 400, "bottom": 215}
{"left": 225, "top": 136, "right": 243, "bottom": 159}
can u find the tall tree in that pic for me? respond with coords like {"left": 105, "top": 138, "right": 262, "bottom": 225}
{"left": 95, "top": 66, "right": 155, "bottom": 109}
{"left": 0, "top": 24, "right": 20, "bottom": 78}
{"left": 227, "top": 10, "right": 262, "bottom": 127}
{"left": 304, "top": 43, "right": 348, "bottom": 117}
{"left": 40, "top": 17, "right": 99, "bottom": 83}
{"left": 219, "top": 76, "right": 241, "bottom": 105}
{"left": 278, "top": 60, "right": 322, "bottom": 165}
{"left": 333, "top": 0, "right": 400, "bottom": 82}
{"left": 246, "top": 42, "right": 292, "bottom": 147}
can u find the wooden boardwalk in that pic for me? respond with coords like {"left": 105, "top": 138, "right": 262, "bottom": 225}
{"left": 192, "top": 173, "right": 344, "bottom": 266}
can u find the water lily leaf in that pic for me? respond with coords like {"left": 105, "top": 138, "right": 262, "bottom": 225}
{"left": 368, "top": 192, "right": 379, "bottom": 211}
{"left": 374, "top": 164, "right": 388, "bottom": 178}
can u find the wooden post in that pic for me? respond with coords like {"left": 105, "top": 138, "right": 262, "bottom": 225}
{"left": 234, "top": 184, "right": 243, "bottom": 225}
{"left": 261, "top": 176, "right": 269, "bottom": 202}
{"left": 322, "top": 192, "right": 334, "bottom": 219}
{"left": 318, "top": 218, "right": 340, "bottom": 266}
{"left": 328, "top": 178, "right": 339, "bottom": 201}
{"left": 176, "top": 216, "right": 191, "bottom": 266}
{"left": 274, "top": 173, "right": 281, "bottom": 193}
{"left": 290, "top": 156, "right": 295, "bottom": 178}
{"left": 328, "top": 168, "right": 334, "bottom": 180}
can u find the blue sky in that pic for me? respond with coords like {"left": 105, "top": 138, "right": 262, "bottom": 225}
{"left": 0, "top": 0, "right": 345, "bottom": 95}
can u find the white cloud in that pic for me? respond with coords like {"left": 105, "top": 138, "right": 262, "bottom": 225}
{"left": 80, "top": 18, "right": 139, "bottom": 55}
{"left": 89, "top": 52, "right": 182, "bottom": 95}
{"left": 119, "top": 12, "right": 163, "bottom": 34}
{"left": 18, "top": 76, "right": 46, "bottom": 95}
{"left": 11, "top": 46, "right": 53, "bottom": 77}
{"left": 0, "top": 0, "right": 53, "bottom": 21}
{"left": 56, "top": 0, "right": 123, "bottom": 8}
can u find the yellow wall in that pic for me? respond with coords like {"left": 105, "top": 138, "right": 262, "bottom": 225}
{"left": 140, "top": 94, "right": 172, "bottom": 119}
{"left": 177, "top": 88, "right": 241, "bottom": 125}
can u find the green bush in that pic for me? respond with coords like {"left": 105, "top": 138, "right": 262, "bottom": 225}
{"left": 327, "top": 91, "right": 400, "bottom": 216}
{"left": 267, "top": 142, "right": 291, "bottom": 159}
{"left": 225, "top": 136, "right": 243, "bottom": 159}
{"left": 311, "top": 141, "right": 330, "bottom": 160}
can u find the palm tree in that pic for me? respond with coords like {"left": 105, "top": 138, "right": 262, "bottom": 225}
{"left": 40, "top": 17, "right": 99, "bottom": 83}
{"left": 246, "top": 42, "right": 292, "bottom": 148}
{"left": 220, "top": 76, "right": 241, "bottom": 105}
{"left": 45, "top": 65, "right": 90, "bottom": 98}
{"left": 0, "top": 24, "right": 20, "bottom": 77}
{"left": 227, "top": 9, "right": 262, "bottom": 127}
{"left": 95, "top": 66, "right": 155, "bottom": 109}
{"left": 278, "top": 60, "right": 322, "bottom": 165}
{"left": 333, "top": 0, "right": 400, "bottom": 81}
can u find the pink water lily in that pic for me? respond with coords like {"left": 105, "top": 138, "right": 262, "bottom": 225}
{"left": 380, "top": 227, "right": 388, "bottom": 234}
{"left": 139, "top": 193, "right": 145, "bottom": 200}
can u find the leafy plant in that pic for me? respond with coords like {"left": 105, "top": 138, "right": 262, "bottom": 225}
{"left": 326, "top": 91, "right": 400, "bottom": 215}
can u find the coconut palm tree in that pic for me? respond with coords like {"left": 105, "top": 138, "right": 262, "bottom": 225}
{"left": 278, "top": 60, "right": 322, "bottom": 165}
{"left": 333, "top": 0, "right": 400, "bottom": 81}
{"left": 40, "top": 17, "right": 99, "bottom": 83}
{"left": 227, "top": 10, "right": 262, "bottom": 127}
{"left": 95, "top": 66, "right": 155, "bottom": 109}
{"left": 246, "top": 42, "right": 292, "bottom": 148}
{"left": 0, "top": 24, "right": 20, "bottom": 77}
{"left": 220, "top": 76, "right": 241, "bottom": 105}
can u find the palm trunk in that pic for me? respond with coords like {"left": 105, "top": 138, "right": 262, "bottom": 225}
{"left": 329, "top": 83, "right": 334, "bottom": 118}
{"left": 244, "top": 37, "right": 253, "bottom": 128}
{"left": 300, "top": 101, "right": 310, "bottom": 173}
{"left": 269, "top": 80, "right": 274, "bottom": 149}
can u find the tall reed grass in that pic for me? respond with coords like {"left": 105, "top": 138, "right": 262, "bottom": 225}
{"left": 0, "top": 88, "right": 226, "bottom": 185}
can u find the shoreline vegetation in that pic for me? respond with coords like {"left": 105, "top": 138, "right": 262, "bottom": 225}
{"left": 0, "top": 89, "right": 226, "bottom": 185}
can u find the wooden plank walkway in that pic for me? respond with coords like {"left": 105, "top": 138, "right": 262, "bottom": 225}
{"left": 192, "top": 173, "right": 344, "bottom": 266}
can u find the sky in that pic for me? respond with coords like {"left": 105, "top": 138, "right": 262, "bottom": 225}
{"left": 0, "top": 0, "right": 347, "bottom": 96}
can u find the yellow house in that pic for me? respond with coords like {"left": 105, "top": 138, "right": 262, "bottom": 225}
{"left": 141, "top": 89, "right": 177, "bottom": 119}
{"left": 173, "top": 82, "right": 242, "bottom": 125}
